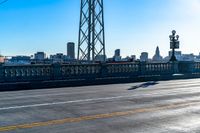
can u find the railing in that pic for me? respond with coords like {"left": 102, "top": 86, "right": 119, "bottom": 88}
{"left": 194, "top": 62, "right": 200, "bottom": 73}
{"left": 0, "top": 61, "right": 198, "bottom": 83}
{"left": 3, "top": 64, "right": 51, "bottom": 82}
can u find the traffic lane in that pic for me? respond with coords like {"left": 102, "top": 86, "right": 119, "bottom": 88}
{"left": 1, "top": 98, "right": 200, "bottom": 133}
{"left": 1, "top": 79, "right": 200, "bottom": 116}
{"left": 1, "top": 82, "right": 200, "bottom": 110}
{"left": 1, "top": 87, "right": 200, "bottom": 128}
{"left": 1, "top": 78, "right": 200, "bottom": 107}
{"left": 2, "top": 86, "right": 200, "bottom": 112}
{"left": 1, "top": 79, "right": 200, "bottom": 132}
{"left": 1, "top": 78, "right": 200, "bottom": 101}
{"left": 2, "top": 78, "right": 200, "bottom": 101}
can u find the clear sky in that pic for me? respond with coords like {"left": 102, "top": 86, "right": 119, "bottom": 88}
{"left": 0, "top": 0, "right": 200, "bottom": 58}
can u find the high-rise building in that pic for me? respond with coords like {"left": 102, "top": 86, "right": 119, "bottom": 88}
{"left": 114, "top": 49, "right": 121, "bottom": 61}
{"left": 115, "top": 49, "right": 120, "bottom": 57}
{"left": 67, "top": 42, "right": 75, "bottom": 59}
{"left": 140, "top": 52, "right": 148, "bottom": 62}
{"left": 152, "top": 46, "right": 163, "bottom": 62}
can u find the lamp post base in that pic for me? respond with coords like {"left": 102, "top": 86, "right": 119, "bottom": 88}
{"left": 169, "top": 56, "right": 177, "bottom": 62}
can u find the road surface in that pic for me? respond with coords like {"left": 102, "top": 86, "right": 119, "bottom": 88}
{"left": 1, "top": 79, "right": 200, "bottom": 133}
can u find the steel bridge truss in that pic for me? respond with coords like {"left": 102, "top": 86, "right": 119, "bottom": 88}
{"left": 78, "top": 0, "right": 106, "bottom": 62}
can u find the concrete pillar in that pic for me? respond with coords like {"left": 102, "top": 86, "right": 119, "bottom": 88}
{"left": 187, "top": 61, "right": 195, "bottom": 73}
{"left": 52, "top": 63, "right": 62, "bottom": 80}
{"left": 139, "top": 62, "right": 146, "bottom": 76}
{"left": 173, "top": 62, "right": 179, "bottom": 74}
{"left": 178, "top": 61, "right": 194, "bottom": 74}
{"left": 100, "top": 63, "right": 108, "bottom": 78}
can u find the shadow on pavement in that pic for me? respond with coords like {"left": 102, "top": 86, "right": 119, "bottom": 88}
{"left": 128, "top": 81, "right": 159, "bottom": 90}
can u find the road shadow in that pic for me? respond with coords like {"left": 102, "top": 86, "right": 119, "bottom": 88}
{"left": 128, "top": 81, "right": 159, "bottom": 90}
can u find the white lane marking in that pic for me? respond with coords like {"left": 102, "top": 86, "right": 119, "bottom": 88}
{"left": 0, "top": 95, "right": 135, "bottom": 111}
{"left": 0, "top": 90, "right": 99, "bottom": 101}
{"left": 1, "top": 89, "right": 200, "bottom": 111}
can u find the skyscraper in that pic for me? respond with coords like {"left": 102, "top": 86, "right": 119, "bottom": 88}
{"left": 114, "top": 49, "right": 121, "bottom": 61}
{"left": 115, "top": 49, "right": 120, "bottom": 57}
{"left": 67, "top": 42, "right": 75, "bottom": 59}
{"left": 152, "top": 46, "right": 163, "bottom": 62}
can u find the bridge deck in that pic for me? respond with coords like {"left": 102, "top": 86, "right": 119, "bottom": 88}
{"left": 1, "top": 79, "right": 200, "bottom": 133}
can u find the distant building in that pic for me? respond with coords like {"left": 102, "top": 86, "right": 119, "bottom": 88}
{"left": 50, "top": 53, "right": 70, "bottom": 63}
{"left": 95, "top": 55, "right": 106, "bottom": 62}
{"left": 67, "top": 42, "right": 75, "bottom": 59}
{"left": 140, "top": 52, "right": 148, "bottom": 62}
{"left": 8, "top": 56, "right": 31, "bottom": 64}
{"left": 163, "top": 51, "right": 195, "bottom": 62}
{"left": 181, "top": 54, "right": 194, "bottom": 61}
{"left": 131, "top": 55, "right": 136, "bottom": 61}
{"left": 163, "top": 51, "right": 182, "bottom": 61}
{"left": 115, "top": 49, "right": 120, "bottom": 57}
{"left": 0, "top": 55, "right": 5, "bottom": 63}
{"left": 113, "top": 49, "right": 121, "bottom": 61}
{"left": 152, "top": 46, "right": 163, "bottom": 62}
{"left": 169, "top": 51, "right": 182, "bottom": 60}
{"left": 34, "top": 52, "right": 46, "bottom": 61}
{"left": 107, "top": 57, "right": 114, "bottom": 62}
{"left": 122, "top": 55, "right": 136, "bottom": 62}
{"left": 195, "top": 53, "right": 200, "bottom": 61}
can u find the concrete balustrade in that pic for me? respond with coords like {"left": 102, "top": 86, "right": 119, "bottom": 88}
{"left": 0, "top": 62, "right": 198, "bottom": 83}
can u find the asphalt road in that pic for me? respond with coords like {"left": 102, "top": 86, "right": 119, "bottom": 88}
{"left": 1, "top": 79, "right": 200, "bottom": 133}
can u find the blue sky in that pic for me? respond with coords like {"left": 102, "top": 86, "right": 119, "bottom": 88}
{"left": 0, "top": 0, "right": 200, "bottom": 58}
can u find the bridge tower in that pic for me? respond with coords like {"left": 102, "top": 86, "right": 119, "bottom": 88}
{"left": 78, "top": 0, "right": 106, "bottom": 62}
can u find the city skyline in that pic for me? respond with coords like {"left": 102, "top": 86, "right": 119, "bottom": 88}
{"left": 0, "top": 0, "right": 200, "bottom": 58}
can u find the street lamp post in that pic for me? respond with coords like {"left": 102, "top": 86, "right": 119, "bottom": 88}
{"left": 169, "top": 30, "right": 180, "bottom": 62}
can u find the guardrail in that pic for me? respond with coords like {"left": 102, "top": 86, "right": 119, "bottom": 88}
{"left": 1, "top": 61, "right": 194, "bottom": 83}
{"left": 1, "top": 61, "right": 200, "bottom": 90}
